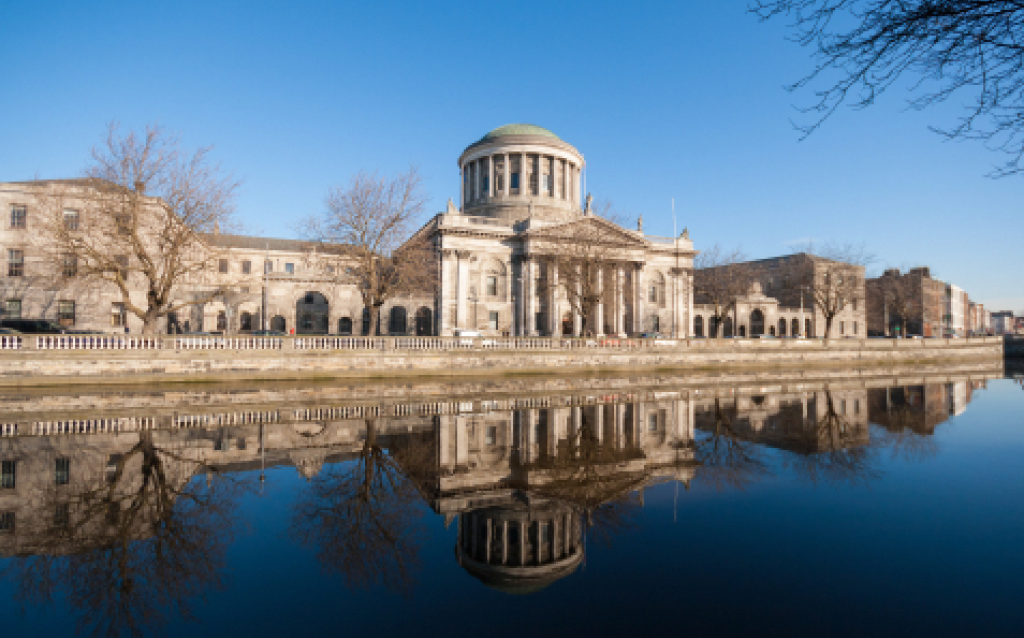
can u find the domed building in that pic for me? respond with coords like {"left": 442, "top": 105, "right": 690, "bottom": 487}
{"left": 411, "top": 123, "right": 697, "bottom": 337}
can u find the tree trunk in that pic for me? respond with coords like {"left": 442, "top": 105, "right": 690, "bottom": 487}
{"left": 368, "top": 305, "right": 380, "bottom": 337}
{"left": 824, "top": 315, "right": 834, "bottom": 338}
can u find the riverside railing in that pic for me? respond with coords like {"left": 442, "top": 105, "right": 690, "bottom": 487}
{"left": 0, "top": 334, "right": 1004, "bottom": 352}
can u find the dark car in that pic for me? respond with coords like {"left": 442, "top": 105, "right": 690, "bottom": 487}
{"left": 0, "top": 319, "right": 65, "bottom": 334}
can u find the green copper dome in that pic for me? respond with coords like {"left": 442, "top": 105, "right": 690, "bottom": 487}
{"left": 480, "top": 123, "right": 560, "bottom": 142}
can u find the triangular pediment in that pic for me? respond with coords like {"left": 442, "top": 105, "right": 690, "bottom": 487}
{"left": 524, "top": 215, "right": 648, "bottom": 249}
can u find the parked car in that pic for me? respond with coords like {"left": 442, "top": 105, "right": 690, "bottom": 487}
{"left": 0, "top": 319, "right": 65, "bottom": 334}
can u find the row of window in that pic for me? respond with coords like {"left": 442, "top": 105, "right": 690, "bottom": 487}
{"left": 0, "top": 458, "right": 70, "bottom": 490}
{"left": 8, "top": 205, "right": 86, "bottom": 231}
{"left": 218, "top": 259, "right": 302, "bottom": 275}
{"left": 1, "top": 299, "right": 77, "bottom": 325}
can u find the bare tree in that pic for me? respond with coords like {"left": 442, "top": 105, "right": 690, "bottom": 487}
{"left": 693, "top": 244, "right": 754, "bottom": 338}
{"left": 302, "top": 168, "right": 436, "bottom": 336}
{"left": 752, "top": 1, "right": 1024, "bottom": 176}
{"left": 31, "top": 124, "right": 239, "bottom": 334}
{"left": 531, "top": 206, "right": 634, "bottom": 336}
{"left": 692, "top": 397, "right": 773, "bottom": 490}
{"left": 782, "top": 390, "right": 879, "bottom": 485}
{"left": 790, "top": 242, "right": 871, "bottom": 338}
{"left": 870, "top": 267, "right": 924, "bottom": 337}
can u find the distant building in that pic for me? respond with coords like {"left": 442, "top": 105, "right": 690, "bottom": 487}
{"left": 991, "top": 311, "right": 1016, "bottom": 334}
{"left": 694, "top": 253, "right": 866, "bottom": 338}
{"left": 865, "top": 267, "right": 946, "bottom": 337}
{"left": 946, "top": 284, "right": 967, "bottom": 337}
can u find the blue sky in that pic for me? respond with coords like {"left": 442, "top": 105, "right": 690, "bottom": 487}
{"left": 1, "top": 1, "right": 1020, "bottom": 312}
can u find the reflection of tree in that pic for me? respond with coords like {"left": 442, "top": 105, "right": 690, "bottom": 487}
{"left": 782, "top": 390, "right": 878, "bottom": 485}
{"left": 289, "top": 419, "right": 427, "bottom": 594}
{"left": 1, "top": 432, "right": 241, "bottom": 638}
{"left": 868, "top": 387, "right": 940, "bottom": 463}
{"left": 693, "top": 398, "right": 772, "bottom": 491}
{"left": 525, "top": 413, "right": 645, "bottom": 547}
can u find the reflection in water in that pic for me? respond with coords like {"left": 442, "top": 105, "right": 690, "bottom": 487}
{"left": 0, "top": 431, "right": 243, "bottom": 637}
{"left": 0, "top": 368, "right": 999, "bottom": 633}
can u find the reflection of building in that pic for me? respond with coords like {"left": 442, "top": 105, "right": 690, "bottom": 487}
{"left": 866, "top": 381, "right": 987, "bottom": 435}
{"left": 693, "top": 389, "right": 871, "bottom": 454}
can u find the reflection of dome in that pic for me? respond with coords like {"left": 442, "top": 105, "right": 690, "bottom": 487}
{"left": 290, "top": 450, "right": 327, "bottom": 480}
{"left": 479, "top": 123, "right": 561, "bottom": 142}
{"left": 455, "top": 502, "right": 583, "bottom": 595}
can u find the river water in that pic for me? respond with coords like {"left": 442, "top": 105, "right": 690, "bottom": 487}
{"left": 1, "top": 364, "right": 1022, "bottom": 637}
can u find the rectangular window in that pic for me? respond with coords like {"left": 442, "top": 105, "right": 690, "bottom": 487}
{"left": 854, "top": 399, "right": 861, "bottom": 415}
{"left": 486, "top": 276, "right": 497, "bottom": 297}
{"left": 853, "top": 321, "right": 858, "bottom": 335}
{"left": 111, "top": 302, "right": 126, "bottom": 327}
{"left": 264, "top": 260, "right": 273, "bottom": 274}
{"left": 61, "top": 253, "right": 77, "bottom": 278}
{"left": 218, "top": 259, "right": 228, "bottom": 274}
{"left": 0, "top": 511, "right": 14, "bottom": 533}
{"left": 285, "top": 263, "right": 294, "bottom": 274}
{"left": 648, "top": 413, "right": 658, "bottom": 433}
{"left": 115, "top": 255, "right": 128, "bottom": 281}
{"left": 7, "top": 249, "right": 24, "bottom": 277}
{"left": 1, "top": 460, "right": 15, "bottom": 489}
{"left": 485, "top": 426, "right": 497, "bottom": 446}
{"left": 10, "top": 205, "right": 26, "bottom": 229}
{"left": 53, "top": 503, "right": 69, "bottom": 528}
{"left": 58, "top": 301, "right": 75, "bottom": 327}
{"left": 510, "top": 173, "right": 520, "bottom": 190}
{"left": 55, "top": 457, "right": 70, "bottom": 485}
{"left": 4, "top": 300, "right": 22, "bottom": 320}
{"left": 650, "top": 286, "right": 659, "bottom": 303}
{"left": 242, "top": 260, "right": 252, "bottom": 274}
{"left": 489, "top": 311, "right": 499, "bottom": 331}
{"left": 115, "top": 214, "right": 131, "bottom": 235}
{"left": 840, "top": 321, "right": 845, "bottom": 335}
{"left": 482, "top": 174, "right": 490, "bottom": 195}
{"left": 63, "top": 209, "right": 79, "bottom": 230}
{"left": 652, "top": 315, "right": 661, "bottom": 332}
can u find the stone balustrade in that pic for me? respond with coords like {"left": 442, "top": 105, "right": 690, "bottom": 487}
{"left": 0, "top": 334, "right": 1006, "bottom": 352}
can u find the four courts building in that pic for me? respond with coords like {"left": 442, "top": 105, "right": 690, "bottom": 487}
{"left": 1, "top": 123, "right": 861, "bottom": 337}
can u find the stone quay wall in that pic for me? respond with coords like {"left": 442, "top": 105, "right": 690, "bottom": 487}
{"left": 0, "top": 335, "right": 1004, "bottom": 387}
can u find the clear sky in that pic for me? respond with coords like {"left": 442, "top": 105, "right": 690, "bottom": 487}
{"left": 1, "top": 0, "right": 1020, "bottom": 312}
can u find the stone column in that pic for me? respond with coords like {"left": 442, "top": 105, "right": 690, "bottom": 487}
{"left": 485, "top": 518, "right": 492, "bottom": 564}
{"left": 455, "top": 415, "right": 468, "bottom": 471}
{"left": 503, "top": 153, "right": 509, "bottom": 197}
{"left": 519, "top": 520, "right": 526, "bottom": 565}
{"left": 502, "top": 520, "right": 509, "bottom": 564}
{"left": 634, "top": 263, "right": 645, "bottom": 334}
{"left": 474, "top": 159, "right": 482, "bottom": 202}
{"left": 459, "top": 165, "right": 465, "bottom": 210}
{"left": 615, "top": 266, "right": 625, "bottom": 335}
{"left": 595, "top": 405, "right": 604, "bottom": 444}
{"left": 439, "top": 250, "right": 452, "bottom": 336}
{"left": 438, "top": 414, "right": 451, "bottom": 471}
{"left": 595, "top": 267, "right": 604, "bottom": 335}
{"left": 549, "top": 260, "right": 560, "bottom": 336}
{"left": 525, "top": 258, "right": 536, "bottom": 336}
{"left": 456, "top": 250, "right": 470, "bottom": 329}
{"left": 573, "top": 264, "right": 583, "bottom": 336}
{"left": 671, "top": 267, "right": 686, "bottom": 338}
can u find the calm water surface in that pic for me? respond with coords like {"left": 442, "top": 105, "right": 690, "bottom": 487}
{"left": 1, "top": 368, "right": 1022, "bottom": 637}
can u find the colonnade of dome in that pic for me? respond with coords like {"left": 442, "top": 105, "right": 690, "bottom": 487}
{"left": 457, "top": 124, "right": 585, "bottom": 221}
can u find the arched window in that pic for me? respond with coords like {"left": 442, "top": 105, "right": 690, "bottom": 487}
{"left": 750, "top": 309, "right": 764, "bottom": 336}
{"left": 792, "top": 318, "right": 800, "bottom": 336}
{"left": 778, "top": 318, "right": 786, "bottom": 336}
{"left": 338, "top": 317, "right": 352, "bottom": 334}
{"left": 389, "top": 306, "right": 407, "bottom": 334}
{"left": 296, "top": 292, "right": 329, "bottom": 335}
{"left": 805, "top": 318, "right": 812, "bottom": 337}
{"left": 694, "top": 315, "right": 704, "bottom": 337}
{"left": 271, "top": 316, "right": 286, "bottom": 332}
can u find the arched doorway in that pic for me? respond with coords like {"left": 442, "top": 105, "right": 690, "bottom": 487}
{"left": 791, "top": 318, "right": 799, "bottom": 336}
{"left": 296, "top": 292, "right": 329, "bottom": 335}
{"left": 694, "top": 315, "right": 704, "bottom": 337}
{"left": 271, "top": 315, "right": 286, "bottom": 332}
{"left": 723, "top": 317, "right": 733, "bottom": 337}
{"left": 240, "top": 312, "right": 253, "bottom": 332}
{"left": 338, "top": 317, "right": 352, "bottom": 335}
{"left": 388, "top": 306, "right": 407, "bottom": 334}
{"left": 750, "top": 309, "right": 765, "bottom": 336}
{"left": 415, "top": 307, "right": 432, "bottom": 336}
{"left": 778, "top": 318, "right": 786, "bottom": 336}
{"left": 739, "top": 325, "right": 746, "bottom": 337}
